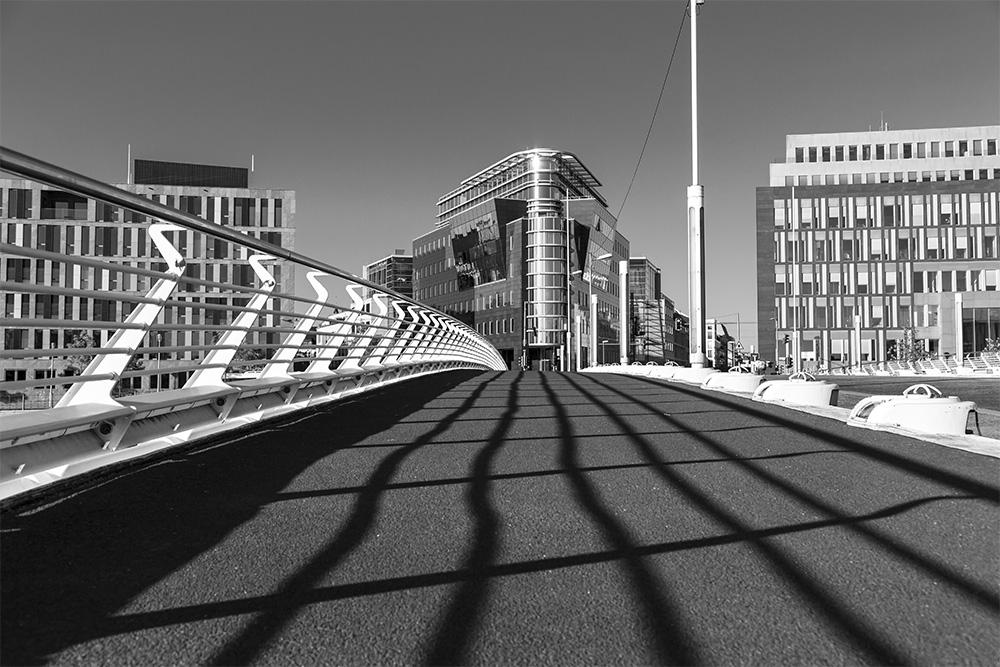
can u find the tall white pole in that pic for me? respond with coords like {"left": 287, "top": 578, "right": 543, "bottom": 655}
{"left": 791, "top": 184, "right": 799, "bottom": 372}
{"left": 687, "top": 0, "right": 707, "bottom": 368}
{"left": 590, "top": 292, "right": 598, "bottom": 367}
{"left": 126, "top": 143, "right": 132, "bottom": 185}
{"left": 619, "top": 260, "right": 629, "bottom": 365}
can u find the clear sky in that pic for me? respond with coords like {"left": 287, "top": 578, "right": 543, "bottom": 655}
{"left": 2, "top": 0, "right": 998, "bottom": 345}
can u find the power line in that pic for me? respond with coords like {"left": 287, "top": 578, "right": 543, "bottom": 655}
{"left": 616, "top": 2, "right": 689, "bottom": 221}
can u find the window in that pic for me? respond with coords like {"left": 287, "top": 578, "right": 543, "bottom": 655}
{"left": 883, "top": 197, "right": 900, "bottom": 226}
{"left": 939, "top": 195, "right": 957, "bottom": 225}
{"left": 944, "top": 141, "right": 954, "bottom": 157}
{"left": 875, "top": 145, "right": 885, "bottom": 160}
{"left": 973, "top": 139, "right": 982, "bottom": 156}
{"left": 988, "top": 139, "right": 997, "bottom": 155}
{"left": 835, "top": 146, "right": 844, "bottom": 161}
{"left": 808, "top": 147, "right": 817, "bottom": 162}
{"left": 7, "top": 188, "right": 32, "bottom": 218}
{"left": 903, "top": 143, "right": 912, "bottom": 159}
{"left": 930, "top": 142, "right": 940, "bottom": 157}
{"left": 822, "top": 146, "right": 831, "bottom": 162}
{"left": 889, "top": 144, "right": 898, "bottom": 159}
{"left": 849, "top": 146, "right": 858, "bottom": 161}
{"left": 927, "top": 236, "right": 940, "bottom": 259}
{"left": 795, "top": 147, "right": 804, "bottom": 163}
{"left": 959, "top": 140, "right": 968, "bottom": 156}
{"left": 862, "top": 145, "right": 872, "bottom": 160}
{"left": 916, "top": 142, "right": 926, "bottom": 158}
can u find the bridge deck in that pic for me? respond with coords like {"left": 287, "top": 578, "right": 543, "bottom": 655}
{"left": 2, "top": 370, "right": 997, "bottom": 665}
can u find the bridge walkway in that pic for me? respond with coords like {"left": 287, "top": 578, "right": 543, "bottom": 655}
{"left": 2, "top": 370, "right": 997, "bottom": 665}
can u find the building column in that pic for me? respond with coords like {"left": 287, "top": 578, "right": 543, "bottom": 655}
{"left": 955, "top": 292, "right": 964, "bottom": 365}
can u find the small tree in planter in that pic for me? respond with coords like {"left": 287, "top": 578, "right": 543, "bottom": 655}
{"left": 888, "top": 326, "right": 932, "bottom": 363}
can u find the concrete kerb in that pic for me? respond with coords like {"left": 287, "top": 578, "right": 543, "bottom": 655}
{"left": 583, "top": 367, "right": 1000, "bottom": 459}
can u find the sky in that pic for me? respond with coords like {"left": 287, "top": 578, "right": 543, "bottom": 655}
{"left": 2, "top": 0, "right": 998, "bottom": 346}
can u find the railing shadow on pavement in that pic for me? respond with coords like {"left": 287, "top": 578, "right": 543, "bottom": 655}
{"left": 538, "top": 372, "right": 701, "bottom": 664}
{"left": 423, "top": 372, "right": 524, "bottom": 665}
{"left": 0, "top": 370, "right": 487, "bottom": 666}
{"left": 206, "top": 372, "right": 502, "bottom": 665}
{"left": 567, "top": 373, "right": 997, "bottom": 664}
{"left": 581, "top": 374, "right": 999, "bottom": 611}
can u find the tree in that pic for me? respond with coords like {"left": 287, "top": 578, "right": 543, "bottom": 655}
{"left": 63, "top": 331, "right": 95, "bottom": 376}
{"left": 63, "top": 331, "right": 145, "bottom": 376}
{"left": 887, "top": 326, "right": 931, "bottom": 363}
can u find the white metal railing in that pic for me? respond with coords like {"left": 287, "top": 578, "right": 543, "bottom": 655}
{"left": 0, "top": 147, "right": 505, "bottom": 498}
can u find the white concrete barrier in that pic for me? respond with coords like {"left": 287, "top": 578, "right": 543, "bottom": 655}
{"left": 847, "top": 384, "right": 978, "bottom": 436}
{"left": 672, "top": 367, "right": 720, "bottom": 385}
{"left": 752, "top": 372, "right": 840, "bottom": 407}
{"left": 702, "top": 371, "right": 766, "bottom": 393}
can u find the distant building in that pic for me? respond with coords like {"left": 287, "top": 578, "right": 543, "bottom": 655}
{"left": 757, "top": 126, "right": 1000, "bottom": 369}
{"left": 1, "top": 158, "right": 295, "bottom": 393}
{"left": 413, "top": 149, "right": 629, "bottom": 370}
{"left": 672, "top": 311, "right": 690, "bottom": 365}
{"left": 627, "top": 257, "right": 676, "bottom": 363}
{"left": 362, "top": 251, "right": 413, "bottom": 299}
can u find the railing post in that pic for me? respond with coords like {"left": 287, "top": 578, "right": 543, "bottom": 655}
{"left": 383, "top": 300, "right": 417, "bottom": 363}
{"left": 185, "top": 254, "right": 276, "bottom": 388}
{"left": 57, "top": 223, "right": 186, "bottom": 407}
{"left": 261, "top": 271, "right": 330, "bottom": 379}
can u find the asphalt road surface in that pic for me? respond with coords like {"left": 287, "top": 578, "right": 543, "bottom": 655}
{"left": 3, "top": 370, "right": 998, "bottom": 665}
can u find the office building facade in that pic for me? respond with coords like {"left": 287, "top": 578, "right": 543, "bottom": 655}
{"left": 2, "top": 158, "right": 295, "bottom": 393}
{"left": 362, "top": 251, "right": 414, "bottom": 299}
{"left": 756, "top": 126, "right": 1000, "bottom": 369}
{"left": 414, "top": 149, "right": 628, "bottom": 369}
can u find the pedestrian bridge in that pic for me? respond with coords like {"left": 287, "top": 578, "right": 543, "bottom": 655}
{"left": 1, "top": 148, "right": 998, "bottom": 664}
{"left": 2, "top": 370, "right": 998, "bottom": 664}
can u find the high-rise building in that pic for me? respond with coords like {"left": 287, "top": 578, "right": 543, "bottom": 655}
{"left": 362, "top": 251, "right": 413, "bottom": 299}
{"left": 756, "top": 126, "right": 1000, "bottom": 369}
{"left": 1, "top": 158, "right": 295, "bottom": 393}
{"left": 414, "top": 149, "right": 629, "bottom": 370}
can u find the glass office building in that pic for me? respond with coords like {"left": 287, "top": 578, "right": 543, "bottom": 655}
{"left": 414, "top": 149, "right": 628, "bottom": 370}
{"left": 757, "top": 126, "right": 1000, "bottom": 368}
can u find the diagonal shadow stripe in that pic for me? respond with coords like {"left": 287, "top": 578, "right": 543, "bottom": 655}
{"left": 269, "top": 448, "right": 843, "bottom": 502}
{"left": 209, "top": 373, "right": 502, "bottom": 665}
{"left": 88, "top": 493, "right": 975, "bottom": 640}
{"left": 565, "top": 373, "right": 911, "bottom": 664}
{"left": 539, "top": 372, "right": 699, "bottom": 665}
{"left": 587, "top": 374, "right": 999, "bottom": 611}
{"left": 424, "top": 372, "right": 523, "bottom": 665}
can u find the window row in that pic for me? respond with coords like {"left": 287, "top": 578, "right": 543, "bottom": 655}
{"left": 775, "top": 296, "right": 937, "bottom": 331}
{"left": 793, "top": 138, "right": 998, "bottom": 164}
{"left": 4, "top": 224, "right": 287, "bottom": 266}
{"left": 775, "top": 267, "right": 999, "bottom": 296}
{"left": 774, "top": 193, "right": 998, "bottom": 230}
{"left": 783, "top": 168, "right": 999, "bottom": 187}
{"left": 774, "top": 228, "right": 998, "bottom": 263}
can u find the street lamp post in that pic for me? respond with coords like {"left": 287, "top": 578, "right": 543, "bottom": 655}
{"left": 686, "top": 0, "right": 708, "bottom": 368}
{"left": 600, "top": 339, "right": 610, "bottom": 364}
